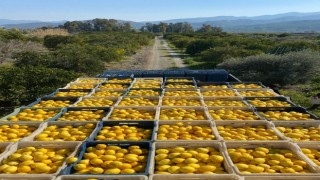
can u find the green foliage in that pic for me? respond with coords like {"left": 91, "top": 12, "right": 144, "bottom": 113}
{"left": 199, "top": 46, "right": 263, "bottom": 66}
{"left": 43, "top": 35, "right": 76, "bottom": 48}
{"left": 13, "top": 51, "right": 51, "bottom": 67}
{"left": 0, "top": 66, "right": 80, "bottom": 105}
{"left": 0, "top": 28, "right": 25, "bottom": 41}
{"left": 52, "top": 44, "right": 105, "bottom": 75}
{"left": 63, "top": 19, "right": 133, "bottom": 33}
{"left": 218, "top": 50, "right": 320, "bottom": 85}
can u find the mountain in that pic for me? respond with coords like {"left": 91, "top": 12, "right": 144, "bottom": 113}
{"left": 0, "top": 19, "right": 41, "bottom": 25}
{"left": 1, "top": 21, "right": 66, "bottom": 29}
{"left": 2, "top": 12, "right": 320, "bottom": 32}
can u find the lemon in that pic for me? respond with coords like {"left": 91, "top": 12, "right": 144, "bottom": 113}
{"left": 180, "top": 166, "right": 196, "bottom": 173}
{"left": 104, "top": 168, "right": 121, "bottom": 174}
{"left": 121, "top": 168, "right": 135, "bottom": 174}
{"left": 3, "top": 166, "right": 18, "bottom": 174}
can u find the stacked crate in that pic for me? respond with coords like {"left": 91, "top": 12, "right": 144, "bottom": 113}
{"left": 0, "top": 76, "right": 319, "bottom": 180}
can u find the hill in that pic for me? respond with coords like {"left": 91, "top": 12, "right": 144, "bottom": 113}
{"left": 2, "top": 12, "right": 320, "bottom": 32}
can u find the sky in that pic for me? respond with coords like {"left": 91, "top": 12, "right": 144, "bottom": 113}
{"left": 1, "top": 0, "right": 320, "bottom": 22}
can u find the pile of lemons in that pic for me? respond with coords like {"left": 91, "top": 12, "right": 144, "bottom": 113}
{"left": 68, "top": 84, "right": 95, "bottom": 89}
{"left": 229, "top": 147, "right": 311, "bottom": 174}
{"left": 108, "top": 78, "right": 132, "bottom": 83}
{"left": 166, "top": 79, "right": 192, "bottom": 83}
{"left": 7, "top": 109, "right": 59, "bottom": 122}
{"left": 92, "top": 90, "right": 123, "bottom": 97}
{"left": 232, "top": 84, "right": 263, "bottom": 89}
{"left": 54, "top": 91, "right": 88, "bottom": 97}
{"left": 205, "top": 100, "right": 247, "bottom": 107}
{"left": 160, "top": 108, "right": 206, "bottom": 121}
{"left": 238, "top": 90, "right": 276, "bottom": 97}
{"left": 217, "top": 125, "right": 279, "bottom": 140}
{"left": 35, "top": 123, "right": 96, "bottom": 141}
{"left": 127, "top": 89, "right": 160, "bottom": 96}
{"left": 202, "top": 90, "right": 237, "bottom": 97}
{"left": 162, "top": 98, "right": 201, "bottom": 106}
{"left": 32, "top": 100, "right": 73, "bottom": 108}
{"left": 118, "top": 97, "right": 158, "bottom": 106}
{"left": 0, "top": 147, "right": 72, "bottom": 174}
{"left": 76, "top": 79, "right": 104, "bottom": 83}
{"left": 200, "top": 85, "right": 228, "bottom": 89}
{"left": 157, "top": 122, "right": 215, "bottom": 140}
{"left": 248, "top": 99, "right": 291, "bottom": 107}
{"left": 95, "top": 125, "right": 152, "bottom": 141}
{"left": 74, "top": 98, "right": 114, "bottom": 107}
{"left": 132, "top": 83, "right": 161, "bottom": 89}
{"left": 164, "top": 90, "right": 199, "bottom": 97}
{"left": 259, "top": 111, "right": 313, "bottom": 121}
{"left": 57, "top": 110, "right": 105, "bottom": 121}
{"left": 276, "top": 126, "right": 320, "bottom": 141}
{"left": 109, "top": 108, "right": 155, "bottom": 120}
{"left": 0, "top": 124, "right": 37, "bottom": 142}
{"left": 209, "top": 109, "right": 260, "bottom": 120}
{"left": 73, "top": 144, "right": 148, "bottom": 174}
{"left": 300, "top": 148, "right": 320, "bottom": 166}
{"left": 165, "top": 84, "right": 195, "bottom": 89}
{"left": 155, "top": 147, "right": 225, "bottom": 174}
{"left": 99, "top": 84, "right": 128, "bottom": 90}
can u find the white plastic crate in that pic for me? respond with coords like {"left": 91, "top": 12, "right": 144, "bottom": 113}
{"left": 207, "top": 107, "right": 264, "bottom": 121}
{"left": 163, "top": 89, "right": 201, "bottom": 97}
{"left": 295, "top": 142, "right": 320, "bottom": 172}
{"left": 154, "top": 120, "right": 221, "bottom": 141}
{"left": 164, "top": 82, "right": 197, "bottom": 90}
{"left": 62, "top": 82, "right": 99, "bottom": 89}
{"left": 149, "top": 141, "right": 234, "bottom": 175}
{"left": 223, "top": 141, "right": 319, "bottom": 176}
{"left": 55, "top": 175, "right": 148, "bottom": 180}
{"left": 200, "top": 89, "right": 240, "bottom": 98}
{"left": 134, "top": 78, "right": 163, "bottom": 83}
{"left": 197, "top": 82, "right": 231, "bottom": 90}
{"left": 131, "top": 82, "right": 163, "bottom": 89}
{"left": 72, "top": 96, "right": 120, "bottom": 107}
{"left": 203, "top": 97, "right": 250, "bottom": 107}
{"left": 215, "top": 120, "right": 287, "bottom": 142}
{"left": 159, "top": 106, "right": 211, "bottom": 121}
{"left": 117, "top": 96, "right": 161, "bottom": 107}
{"left": 272, "top": 121, "right": 320, "bottom": 143}
{"left": 73, "top": 77, "right": 106, "bottom": 83}
{"left": 0, "top": 141, "right": 81, "bottom": 179}
{"left": 97, "top": 82, "right": 131, "bottom": 90}
{"left": 160, "top": 96, "right": 205, "bottom": 107}
{"left": 149, "top": 174, "right": 243, "bottom": 180}
{"left": 104, "top": 106, "right": 160, "bottom": 121}
{"left": 0, "top": 142, "right": 14, "bottom": 158}
{"left": 236, "top": 88, "right": 281, "bottom": 97}
{"left": 86, "top": 89, "right": 126, "bottom": 97}
{"left": 27, "top": 121, "right": 99, "bottom": 142}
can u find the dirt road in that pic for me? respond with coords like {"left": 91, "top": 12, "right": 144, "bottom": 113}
{"left": 107, "top": 36, "right": 186, "bottom": 70}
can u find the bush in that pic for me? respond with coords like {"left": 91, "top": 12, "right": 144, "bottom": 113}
{"left": 43, "top": 35, "right": 75, "bottom": 48}
{"left": 218, "top": 49, "right": 320, "bottom": 85}
{"left": 52, "top": 44, "right": 105, "bottom": 75}
{"left": 0, "top": 66, "right": 80, "bottom": 105}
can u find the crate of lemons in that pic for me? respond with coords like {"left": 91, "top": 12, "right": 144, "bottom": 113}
{"left": 65, "top": 142, "right": 151, "bottom": 175}
{"left": 0, "top": 141, "right": 80, "bottom": 176}
{"left": 151, "top": 142, "right": 232, "bottom": 174}
{"left": 224, "top": 141, "right": 318, "bottom": 175}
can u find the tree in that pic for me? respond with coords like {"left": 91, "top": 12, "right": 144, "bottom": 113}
{"left": 197, "top": 24, "right": 223, "bottom": 33}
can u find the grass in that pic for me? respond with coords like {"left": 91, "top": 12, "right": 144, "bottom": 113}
{"left": 28, "top": 28, "right": 69, "bottom": 38}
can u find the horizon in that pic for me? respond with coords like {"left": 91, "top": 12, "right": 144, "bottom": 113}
{"left": 2, "top": 11, "right": 320, "bottom": 23}
{"left": 1, "top": 0, "right": 320, "bottom": 22}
